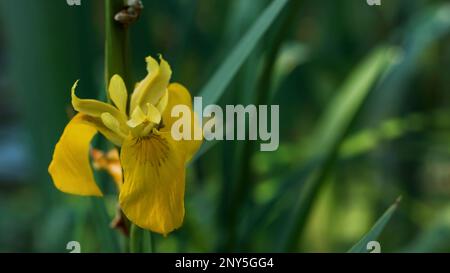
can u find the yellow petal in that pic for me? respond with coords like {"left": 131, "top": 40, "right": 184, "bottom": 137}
{"left": 161, "top": 83, "right": 202, "bottom": 162}
{"left": 79, "top": 115, "right": 124, "bottom": 146}
{"left": 108, "top": 75, "right": 128, "bottom": 114}
{"left": 101, "top": 112, "right": 127, "bottom": 139}
{"left": 48, "top": 114, "right": 103, "bottom": 196}
{"left": 130, "top": 56, "right": 172, "bottom": 112}
{"left": 156, "top": 89, "right": 169, "bottom": 114}
{"left": 161, "top": 83, "right": 192, "bottom": 127}
{"left": 91, "top": 148, "right": 122, "bottom": 191}
{"left": 119, "top": 133, "right": 185, "bottom": 235}
{"left": 127, "top": 106, "right": 147, "bottom": 128}
{"left": 130, "top": 56, "right": 159, "bottom": 111}
{"left": 71, "top": 81, "right": 123, "bottom": 119}
{"left": 146, "top": 103, "right": 161, "bottom": 124}
{"left": 141, "top": 56, "right": 172, "bottom": 106}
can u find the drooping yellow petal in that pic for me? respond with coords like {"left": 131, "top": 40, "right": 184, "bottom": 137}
{"left": 161, "top": 83, "right": 202, "bottom": 162}
{"left": 71, "top": 80, "right": 127, "bottom": 127}
{"left": 119, "top": 133, "right": 186, "bottom": 235}
{"left": 48, "top": 114, "right": 103, "bottom": 196}
{"left": 108, "top": 75, "right": 128, "bottom": 114}
{"left": 130, "top": 56, "right": 172, "bottom": 112}
{"left": 79, "top": 115, "right": 124, "bottom": 146}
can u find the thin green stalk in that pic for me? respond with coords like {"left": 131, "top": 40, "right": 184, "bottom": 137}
{"left": 105, "top": 0, "right": 131, "bottom": 92}
{"left": 130, "top": 224, "right": 155, "bottom": 253}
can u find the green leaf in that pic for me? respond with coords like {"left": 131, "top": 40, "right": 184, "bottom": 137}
{"left": 348, "top": 197, "right": 401, "bottom": 253}
{"left": 311, "top": 46, "right": 399, "bottom": 156}
{"left": 191, "top": 0, "right": 289, "bottom": 162}
{"left": 276, "top": 46, "right": 398, "bottom": 252}
{"left": 199, "top": 0, "right": 289, "bottom": 106}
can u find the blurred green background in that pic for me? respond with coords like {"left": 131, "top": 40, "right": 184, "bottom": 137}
{"left": 0, "top": 0, "right": 449, "bottom": 252}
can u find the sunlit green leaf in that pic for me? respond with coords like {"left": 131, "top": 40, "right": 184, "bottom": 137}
{"left": 348, "top": 198, "right": 401, "bottom": 253}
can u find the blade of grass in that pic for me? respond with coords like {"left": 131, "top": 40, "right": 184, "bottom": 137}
{"left": 192, "top": 0, "right": 290, "bottom": 162}
{"left": 198, "top": 0, "right": 289, "bottom": 106}
{"left": 310, "top": 46, "right": 398, "bottom": 157}
{"left": 348, "top": 197, "right": 401, "bottom": 253}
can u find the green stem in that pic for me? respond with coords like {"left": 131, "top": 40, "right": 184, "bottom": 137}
{"left": 105, "top": 0, "right": 131, "bottom": 92}
{"left": 130, "top": 224, "right": 154, "bottom": 253}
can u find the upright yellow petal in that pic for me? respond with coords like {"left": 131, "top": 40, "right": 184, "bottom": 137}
{"left": 161, "top": 83, "right": 202, "bottom": 162}
{"left": 139, "top": 56, "right": 172, "bottom": 107}
{"left": 156, "top": 89, "right": 169, "bottom": 114}
{"left": 146, "top": 103, "right": 162, "bottom": 124}
{"left": 130, "top": 56, "right": 159, "bottom": 112}
{"left": 108, "top": 75, "right": 128, "bottom": 114}
{"left": 119, "top": 133, "right": 186, "bottom": 235}
{"left": 48, "top": 114, "right": 103, "bottom": 196}
{"left": 130, "top": 56, "right": 172, "bottom": 112}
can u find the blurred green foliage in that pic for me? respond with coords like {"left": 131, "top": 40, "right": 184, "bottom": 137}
{"left": 0, "top": 0, "right": 449, "bottom": 252}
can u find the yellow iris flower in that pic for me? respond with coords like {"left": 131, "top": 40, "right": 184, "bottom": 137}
{"left": 48, "top": 55, "right": 202, "bottom": 235}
